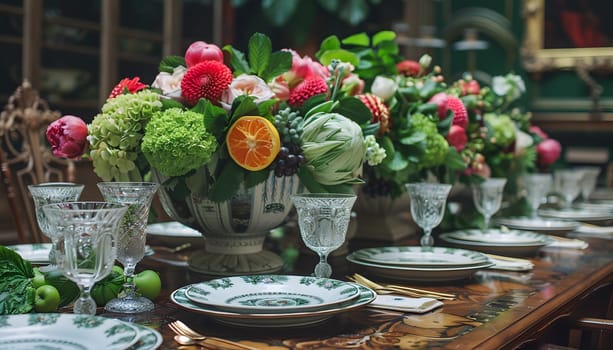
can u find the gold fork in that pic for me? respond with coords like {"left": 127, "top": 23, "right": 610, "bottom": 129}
{"left": 349, "top": 273, "right": 456, "bottom": 300}
{"left": 168, "top": 320, "right": 259, "bottom": 350}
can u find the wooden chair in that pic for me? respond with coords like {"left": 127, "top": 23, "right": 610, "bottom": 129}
{"left": 0, "top": 80, "right": 76, "bottom": 244}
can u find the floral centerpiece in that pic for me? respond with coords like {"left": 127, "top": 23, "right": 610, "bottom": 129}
{"left": 46, "top": 33, "right": 383, "bottom": 275}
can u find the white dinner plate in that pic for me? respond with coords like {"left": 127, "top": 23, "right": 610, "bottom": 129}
{"left": 346, "top": 253, "right": 494, "bottom": 282}
{"left": 185, "top": 275, "right": 360, "bottom": 314}
{"left": 445, "top": 229, "right": 550, "bottom": 245}
{"left": 574, "top": 200, "right": 613, "bottom": 212}
{"left": 351, "top": 246, "right": 489, "bottom": 267}
{"left": 439, "top": 230, "right": 552, "bottom": 257}
{"left": 538, "top": 208, "right": 613, "bottom": 223}
{"left": 0, "top": 313, "right": 140, "bottom": 350}
{"left": 7, "top": 243, "right": 52, "bottom": 263}
{"left": 171, "top": 282, "right": 376, "bottom": 328}
{"left": 496, "top": 217, "right": 581, "bottom": 235}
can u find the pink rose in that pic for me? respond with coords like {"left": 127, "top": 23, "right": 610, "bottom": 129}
{"left": 447, "top": 125, "right": 467, "bottom": 151}
{"left": 537, "top": 138, "right": 562, "bottom": 167}
{"left": 221, "top": 74, "right": 275, "bottom": 110}
{"left": 396, "top": 60, "right": 421, "bottom": 77}
{"left": 46, "top": 115, "right": 88, "bottom": 159}
{"left": 340, "top": 73, "right": 364, "bottom": 96}
{"left": 152, "top": 66, "right": 186, "bottom": 100}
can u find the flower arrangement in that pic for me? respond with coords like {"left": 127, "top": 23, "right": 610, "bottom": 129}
{"left": 315, "top": 31, "right": 467, "bottom": 198}
{"left": 46, "top": 33, "right": 383, "bottom": 203}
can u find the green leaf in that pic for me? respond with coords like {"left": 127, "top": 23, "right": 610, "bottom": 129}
{"left": 257, "top": 99, "right": 279, "bottom": 116}
{"left": 0, "top": 246, "right": 35, "bottom": 314}
{"left": 400, "top": 132, "right": 426, "bottom": 145}
{"left": 304, "top": 100, "right": 336, "bottom": 119}
{"left": 445, "top": 147, "right": 467, "bottom": 171}
{"left": 196, "top": 100, "right": 228, "bottom": 140}
{"left": 230, "top": 96, "right": 259, "bottom": 121}
{"left": 160, "top": 98, "right": 185, "bottom": 110}
{"left": 261, "top": 50, "right": 292, "bottom": 82}
{"left": 316, "top": 0, "right": 338, "bottom": 12}
{"left": 244, "top": 170, "right": 270, "bottom": 188}
{"left": 387, "top": 151, "right": 409, "bottom": 171}
{"left": 338, "top": 0, "right": 369, "bottom": 26}
{"left": 333, "top": 96, "right": 372, "bottom": 124}
{"left": 297, "top": 167, "right": 327, "bottom": 193}
{"left": 158, "top": 55, "right": 185, "bottom": 73}
{"left": 341, "top": 32, "right": 370, "bottom": 47}
{"left": 43, "top": 268, "right": 79, "bottom": 307}
{"left": 248, "top": 33, "right": 272, "bottom": 77}
{"left": 372, "top": 30, "right": 396, "bottom": 46}
{"left": 208, "top": 161, "right": 245, "bottom": 202}
{"left": 316, "top": 35, "right": 341, "bottom": 59}
{"left": 318, "top": 49, "right": 359, "bottom": 67}
{"left": 223, "top": 45, "right": 250, "bottom": 75}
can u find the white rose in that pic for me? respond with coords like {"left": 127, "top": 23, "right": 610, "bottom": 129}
{"left": 221, "top": 74, "right": 275, "bottom": 110}
{"left": 151, "top": 65, "right": 186, "bottom": 99}
{"left": 514, "top": 128, "right": 533, "bottom": 156}
{"left": 370, "top": 76, "right": 397, "bottom": 101}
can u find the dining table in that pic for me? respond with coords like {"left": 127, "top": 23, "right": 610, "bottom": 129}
{"left": 85, "top": 226, "right": 613, "bottom": 350}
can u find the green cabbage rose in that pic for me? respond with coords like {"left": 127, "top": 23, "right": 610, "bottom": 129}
{"left": 300, "top": 112, "right": 366, "bottom": 186}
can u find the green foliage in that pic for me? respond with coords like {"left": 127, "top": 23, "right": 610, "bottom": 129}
{"left": 0, "top": 246, "right": 35, "bottom": 314}
{"left": 223, "top": 33, "right": 292, "bottom": 82}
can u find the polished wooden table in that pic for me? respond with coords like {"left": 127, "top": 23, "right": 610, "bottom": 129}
{"left": 116, "top": 234, "right": 612, "bottom": 350}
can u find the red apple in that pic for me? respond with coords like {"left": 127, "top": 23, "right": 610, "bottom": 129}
{"left": 185, "top": 41, "right": 224, "bottom": 67}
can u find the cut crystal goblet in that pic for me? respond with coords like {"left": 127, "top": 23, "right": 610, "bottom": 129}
{"left": 472, "top": 178, "right": 507, "bottom": 232}
{"left": 405, "top": 183, "right": 452, "bottom": 247}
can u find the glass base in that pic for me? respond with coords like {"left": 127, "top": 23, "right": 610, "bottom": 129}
{"left": 104, "top": 295, "right": 154, "bottom": 314}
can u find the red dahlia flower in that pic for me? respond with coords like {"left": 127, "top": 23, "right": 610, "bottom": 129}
{"left": 288, "top": 76, "right": 328, "bottom": 107}
{"left": 447, "top": 96, "right": 468, "bottom": 129}
{"left": 108, "top": 77, "right": 148, "bottom": 99}
{"left": 181, "top": 61, "right": 233, "bottom": 106}
{"left": 46, "top": 115, "right": 88, "bottom": 159}
{"left": 358, "top": 94, "right": 391, "bottom": 135}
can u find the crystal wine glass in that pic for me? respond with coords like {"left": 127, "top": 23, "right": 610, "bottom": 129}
{"left": 42, "top": 201, "right": 127, "bottom": 314}
{"left": 292, "top": 193, "right": 356, "bottom": 278}
{"left": 28, "top": 182, "right": 84, "bottom": 269}
{"left": 554, "top": 169, "right": 583, "bottom": 208}
{"left": 522, "top": 174, "right": 552, "bottom": 218}
{"left": 97, "top": 182, "right": 158, "bottom": 313}
{"left": 471, "top": 178, "right": 507, "bottom": 232}
{"left": 405, "top": 183, "right": 452, "bottom": 247}
{"left": 576, "top": 166, "right": 601, "bottom": 202}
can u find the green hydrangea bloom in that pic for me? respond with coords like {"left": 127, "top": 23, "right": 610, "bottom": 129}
{"left": 141, "top": 108, "right": 218, "bottom": 177}
{"left": 484, "top": 113, "right": 516, "bottom": 149}
{"left": 410, "top": 113, "right": 448, "bottom": 168}
{"left": 87, "top": 90, "right": 162, "bottom": 181}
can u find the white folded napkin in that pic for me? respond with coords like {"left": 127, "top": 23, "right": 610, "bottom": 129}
{"left": 546, "top": 237, "right": 589, "bottom": 249}
{"left": 487, "top": 257, "right": 534, "bottom": 271}
{"left": 368, "top": 295, "right": 443, "bottom": 314}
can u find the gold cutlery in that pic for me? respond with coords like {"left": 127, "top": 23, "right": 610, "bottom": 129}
{"left": 347, "top": 273, "right": 456, "bottom": 300}
{"left": 150, "top": 242, "right": 192, "bottom": 253}
{"left": 484, "top": 253, "right": 533, "bottom": 264}
{"left": 168, "top": 320, "right": 259, "bottom": 350}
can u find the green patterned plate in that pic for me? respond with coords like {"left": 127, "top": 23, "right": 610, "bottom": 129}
{"left": 351, "top": 246, "right": 489, "bottom": 267}
{"left": 0, "top": 313, "right": 140, "bottom": 350}
{"left": 128, "top": 323, "right": 163, "bottom": 350}
{"left": 7, "top": 243, "right": 52, "bottom": 263}
{"left": 185, "top": 275, "right": 360, "bottom": 313}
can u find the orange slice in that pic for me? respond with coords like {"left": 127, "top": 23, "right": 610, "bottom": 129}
{"left": 226, "top": 115, "right": 281, "bottom": 171}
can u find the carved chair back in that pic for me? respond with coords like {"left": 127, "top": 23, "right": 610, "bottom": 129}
{"left": 0, "top": 80, "right": 75, "bottom": 243}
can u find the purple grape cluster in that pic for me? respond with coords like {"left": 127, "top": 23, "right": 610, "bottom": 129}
{"left": 274, "top": 144, "right": 306, "bottom": 177}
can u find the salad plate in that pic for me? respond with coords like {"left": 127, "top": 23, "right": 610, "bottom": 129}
{"left": 351, "top": 246, "right": 489, "bottom": 267}
{"left": 7, "top": 243, "right": 52, "bottom": 263}
{"left": 184, "top": 275, "right": 360, "bottom": 313}
{"left": 496, "top": 217, "right": 581, "bottom": 235}
{"left": 346, "top": 253, "right": 494, "bottom": 282}
{"left": 0, "top": 313, "right": 140, "bottom": 350}
{"left": 574, "top": 200, "right": 613, "bottom": 212}
{"left": 538, "top": 208, "right": 613, "bottom": 223}
{"left": 171, "top": 283, "right": 376, "bottom": 328}
{"left": 439, "top": 230, "right": 552, "bottom": 257}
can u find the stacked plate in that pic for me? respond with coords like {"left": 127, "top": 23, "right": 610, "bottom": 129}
{"left": 0, "top": 313, "right": 162, "bottom": 350}
{"left": 146, "top": 221, "right": 204, "bottom": 247}
{"left": 346, "top": 246, "right": 494, "bottom": 282}
{"left": 538, "top": 208, "right": 612, "bottom": 224}
{"left": 439, "top": 229, "right": 553, "bottom": 257}
{"left": 496, "top": 217, "right": 581, "bottom": 236}
{"left": 171, "top": 275, "right": 376, "bottom": 328}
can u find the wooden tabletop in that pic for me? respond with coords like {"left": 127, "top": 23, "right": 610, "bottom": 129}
{"left": 105, "top": 234, "right": 612, "bottom": 350}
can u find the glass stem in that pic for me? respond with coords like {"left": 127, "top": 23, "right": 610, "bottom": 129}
{"left": 123, "top": 264, "right": 137, "bottom": 298}
{"left": 483, "top": 215, "right": 491, "bottom": 233}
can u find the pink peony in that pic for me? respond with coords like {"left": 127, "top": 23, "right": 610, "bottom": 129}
{"left": 283, "top": 50, "right": 329, "bottom": 87}
{"left": 447, "top": 125, "right": 467, "bottom": 151}
{"left": 221, "top": 74, "right": 275, "bottom": 110}
{"left": 46, "top": 115, "right": 88, "bottom": 159}
{"left": 460, "top": 79, "right": 480, "bottom": 95}
{"left": 396, "top": 60, "right": 421, "bottom": 77}
{"left": 537, "top": 139, "right": 562, "bottom": 167}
